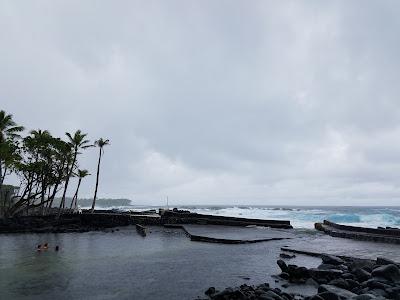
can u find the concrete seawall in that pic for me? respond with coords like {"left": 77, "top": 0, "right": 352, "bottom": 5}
{"left": 0, "top": 210, "right": 293, "bottom": 233}
{"left": 315, "top": 220, "right": 400, "bottom": 244}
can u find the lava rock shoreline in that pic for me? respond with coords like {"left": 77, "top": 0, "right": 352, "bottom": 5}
{"left": 202, "top": 254, "right": 400, "bottom": 300}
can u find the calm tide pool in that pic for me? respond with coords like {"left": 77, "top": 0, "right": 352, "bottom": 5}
{"left": 1, "top": 226, "right": 399, "bottom": 299}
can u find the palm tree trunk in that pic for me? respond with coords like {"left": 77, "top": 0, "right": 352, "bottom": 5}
{"left": 0, "top": 160, "right": 3, "bottom": 190}
{"left": 91, "top": 148, "right": 102, "bottom": 212}
{"left": 70, "top": 178, "right": 82, "bottom": 209}
{"left": 57, "top": 153, "right": 76, "bottom": 217}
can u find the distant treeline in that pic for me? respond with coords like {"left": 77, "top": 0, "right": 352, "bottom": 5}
{"left": 52, "top": 198, "right": 132, "bottom": 208}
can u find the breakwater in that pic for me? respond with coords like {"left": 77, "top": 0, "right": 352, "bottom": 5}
{"left": 315, "top": 220, "right": 400, "bottom": 244}
{"left": 0, "top": 209, "right": 292, "bottom": 233}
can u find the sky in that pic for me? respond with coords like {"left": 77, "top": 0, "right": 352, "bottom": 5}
{"left": 1, "top": 1, "right": 400, "bottom": 206}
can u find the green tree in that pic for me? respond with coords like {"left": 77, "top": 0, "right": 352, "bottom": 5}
{"left": 58, "top": 130, "right": 91, "bottom": 214}
{"left": 0, "top": 110, "right": 24, "bottom": 189}
{"left": 91, "top": 138, "right": 110, "bottom": 212}
{"left": 70, "top": 169, "right": 90, "bottom": 210}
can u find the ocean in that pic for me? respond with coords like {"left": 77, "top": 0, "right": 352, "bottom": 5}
{"left": 2, "top": 205, "right": 400, "bottom": 299}
{"left": 80, "top": 202, "right": 400, "bottom": 229}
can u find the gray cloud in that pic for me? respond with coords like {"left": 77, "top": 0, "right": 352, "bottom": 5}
{"left": 2, "top": 1, "right": 400, "bottom": 205}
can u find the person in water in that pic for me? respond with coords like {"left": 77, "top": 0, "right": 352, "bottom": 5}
{"left": 37, "top": 244, "right": 42, "bottom": 251}
{"left": 55, "top": 245, "right": 59, "bottom": 251}
{"left": 43, "top": 243, "right": 48, "bottom": 250}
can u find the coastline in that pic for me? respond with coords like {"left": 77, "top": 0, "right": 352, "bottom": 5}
{"left": 1, "top": 208, "right": 400, "bottom": 299}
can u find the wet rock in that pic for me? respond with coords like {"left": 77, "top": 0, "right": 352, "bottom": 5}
{"left": 345, "top": 279, "right": 360, "bottom": 289}
{"left": 321, "top": 255, "right": 344, "bottom": 266}
{"left": 376, "top": 257, "right": 396, "bottom": 266}
{"left": 278, "top": 259, "right": 289, "bottom": 273}
{"left": 367, "top": 288, "right": 388, "bottom": 298}
{"left": 211, "top": 287, "right": 245, "bottom": 300}
{"left": 352, "top": 268, "right": 371, "bottom": 282}
{"left": 328, "top": 278, "right": 349, "bottom": 290}
{"left": 317, "top": 292, "right": 340, "bottom": 300}
{"left": 205, "top": 287, "right": 216, "bottom": 296}
{"left": 318, "top": 284, "right": 357, "bottom": 299}
{"left": 279, "top": 272, "right": 290, "bottom": 280}
{"left": 305, "top": 278, "right": 319, "bottom": 287}
{"left": 318, "top": 264, "right": 342, "bottom": 270}
{"left": 351, "top": 294, "right": 378, "bottom": 300}
{"left": 371, "top": 264, "right": 400, "bottom": 282}
{"left": 280, "top": 253, "right": 296, "bottom": 259}
{"left": 309, "top": 269, "right": 343, "bottom": 281}
{"left": 265, "top": 290, "right": 284, "bottom": 300}
{"left": 386, "top": 286, "right": 400, "bottom": 298}
{"left": 363, "top": 278, "right": 392, "bottom": 290}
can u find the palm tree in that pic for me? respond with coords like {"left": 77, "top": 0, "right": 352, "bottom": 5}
{"left": 91, "top": 138, "right": 110, "bottom": 212}
{"left": 0, "top": 110, "right": 24, "bottom": 143}
{"left": 58, "top": 130, "right": 91, "bottom": 214}
{"left": 0, "top": 110, "right": 24, "bottom": 187}
{"left": 70, "top": 169, "right": 90, "bottom": 210}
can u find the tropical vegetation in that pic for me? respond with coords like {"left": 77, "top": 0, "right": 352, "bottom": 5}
{"left": 0, "top": 109, "right": 110, "bottom": 217}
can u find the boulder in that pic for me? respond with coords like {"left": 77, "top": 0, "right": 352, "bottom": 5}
{"left": 318, "top": 264, "right": 342, "bottom": 270}
{"left": 352, "top": 268, "right": 371, "bottom": 282}
{"left": 280, "top": 253, "right": 296, "bottom": 259}
{"left": 309, "top": 268, "right": 343, "bottom": 281}
{"left": 279, "top": 272, "right": 290, "bottom": 280}
{"left": 277, "top": 259, "right": 289, "bottom": 273}
{"left": 371, "top": 264, "right": 400, "bottom": 282}
{"left": 321, "top": 254, "right": 345, "bottom": 266}
{"left": 376, "top": 257, "right": 396, "bottom": 266}
{"left": 205, "top": 286, "right": 216, "bottom": 296}
{"left": 318, "top": 284, "right": 357, "bottom": 299}
{"left": 351, "top": 295, "right": 378, "bottom": 300}
{"left": 328, "top": 278, "right": 350, "bottom": 290}
{"left": 317, "top": 292, "right": 340, "bottom": 300}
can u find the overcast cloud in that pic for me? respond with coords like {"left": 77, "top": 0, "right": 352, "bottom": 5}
{"left": 1, "top": 1, "right": 400, "bottom": 205}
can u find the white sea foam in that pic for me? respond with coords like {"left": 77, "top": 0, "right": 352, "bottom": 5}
{"left": 85, "top": 204, "right": 400, "bottom": 229}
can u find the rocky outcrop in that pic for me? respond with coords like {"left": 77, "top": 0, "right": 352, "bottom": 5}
{"left": 204, "top": 254, "right": 400, "bottom": 299}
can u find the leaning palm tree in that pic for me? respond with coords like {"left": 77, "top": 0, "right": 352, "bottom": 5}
{"left": 0, "top": 110, "right": 24, "bottom": 143}
{"left": 58, "top": 130, "right": 91, "bottom": 214}
{"left": 91, "top": 138, "right": 110, "bottom": 212}
{"left": 0, "top": 110, "right": 24, "bottom": 187}
{"left": 70, "top": 169, "right": 90, "bottom": 210}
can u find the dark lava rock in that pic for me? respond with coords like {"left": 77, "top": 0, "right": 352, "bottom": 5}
{"left": 318, "top": 284, "right": 357, "bottom": 299}
{"left": 305, "top": 278, "right": 319, "bottom": 287}
{"left": 278, "top": 259, "right": 289, "bottom": 273}
{"left": 328, "top": 278, "right": 349, "bottom": 290}
{"left": 309, "top": 269, "right": 343, "bottom": 281}
{"left": 309, "top": 296, "right": 325, "bottom": 300}
{"left": 212, "top": 287, "right": 245, "bottom": 300}
{"left": 280, "top": 253, "right": 296, "bottom": 259}
{"left": 368, "top": 288, "right": 388, "bottom": 298}
{"left": 351, "top": 295, "right": 378, "bottom": 300}
{"left": 317, "top": 292, "right": 340, "bottom": 300}
{"left": 321, "top": 254, "right": 345, "bottom": 266}
{"left": 376, "top": 257, "right": 396, "bottom": 266}
{"left": 265, "top": 290, "right": 284, "bottom": 300}
{"left": 371, "top": 264, "right": 400, "bottom": 282}
{"left": 279, "top": 272, "right": 290, "bottom": 280}
{"left": 386, "top": 286, "right": 400, "bottom": 299}
{"left": 345, "top": 279, "right": 359, "bottom": 289}
{"left": 363, "top": 278, "right": 392, "bottom": 290}
{"left": 352, "top": 268, "right": 371, "bottom": 282}
{"left": 318, "top": 264, "right": 342, "bottom": 270}
{"left": 205, "top": 287, "right": 216, "bottom": 296}
{"left": 341, "top": 273, "right": 355, "bottom": 280}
